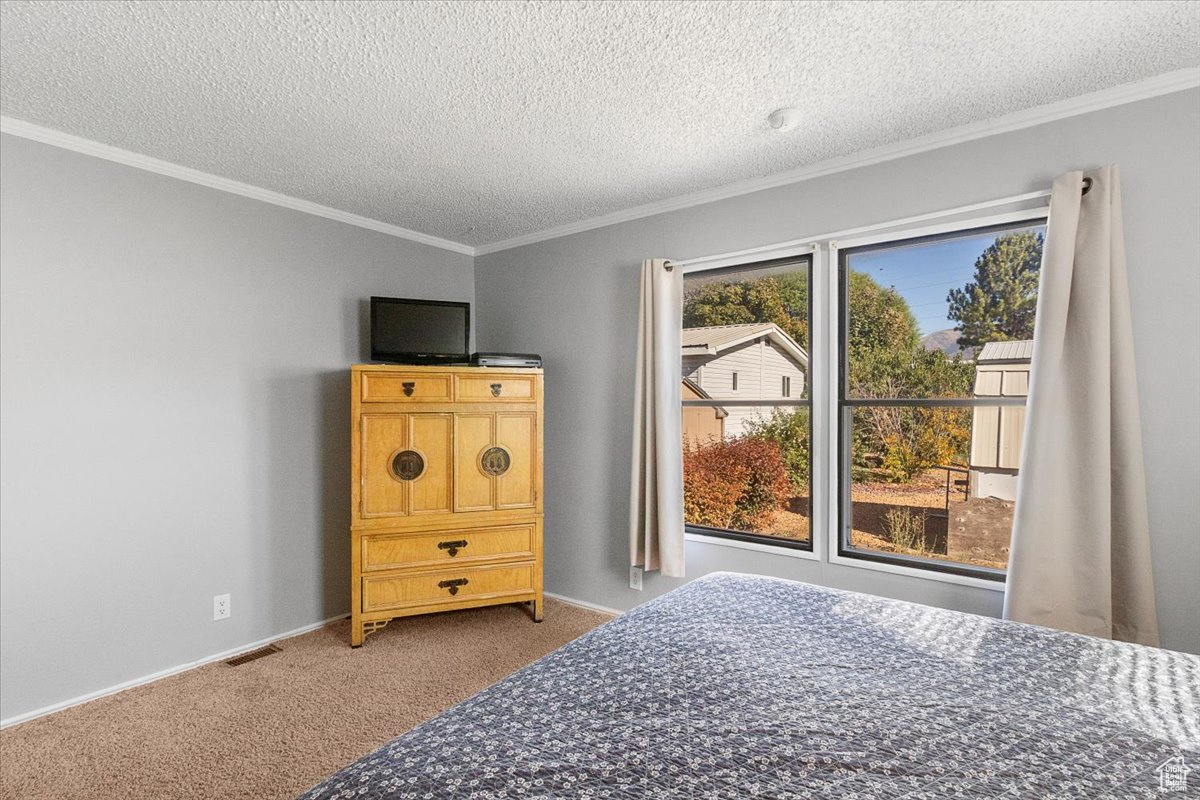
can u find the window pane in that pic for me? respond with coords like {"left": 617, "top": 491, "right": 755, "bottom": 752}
{"left": 682, "top": 257, "right": 811, "bottom": 547}
{"left": 845, "top": 224, "right": 1045, "bottom": 400}
{"left": 844, "top": 405, "right": 1019, "bottom": 572}
{"left": 683, "top": 259, "right": 809, "bottom": 406}
{"left": 683, "top": 407, "right": 810, "bottom": 545}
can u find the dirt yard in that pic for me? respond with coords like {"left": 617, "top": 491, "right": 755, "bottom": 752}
{"left": 849, "top": 469, "right": 1011, "bottom": 569}
{"left": 758, "top": 469, "right": 1012, "bottom": 569}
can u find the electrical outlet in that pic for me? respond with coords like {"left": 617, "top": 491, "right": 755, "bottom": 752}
{"left": 629, "top": 566, "right": 643, "bottom": 591}
{"left": 213, "top": 593, "right": 231, "bottom": 621}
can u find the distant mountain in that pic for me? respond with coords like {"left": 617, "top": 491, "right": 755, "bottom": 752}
{"left": 921, "top": 329, "right": 977, "bottom": 360}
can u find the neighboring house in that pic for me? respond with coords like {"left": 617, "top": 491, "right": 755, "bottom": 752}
{"left": 682, "top": 378, "right": 727, "bottom": 445}
{"left": 968, "top": 339, "right": 1032, "bottom": 501}
{"left": 682, "top": 323, "right": 808, "bottom": 437}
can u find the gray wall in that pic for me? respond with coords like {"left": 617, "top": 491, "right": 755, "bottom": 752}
{"left": 0, "top": 134, "right": 474, "bottom": 720}
{"left": 474, "top": 89, "right": 1200, "bottom": 655}
{"left": 3, "top": 88, "right": 1197, "bottom": 722}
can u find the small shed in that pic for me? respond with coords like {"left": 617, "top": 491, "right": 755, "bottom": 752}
{"left": 682, "top": 378, "right": 726, "bottom": 445}
{"left": 968, "top": 340, "right": 1032, "bottom": 501}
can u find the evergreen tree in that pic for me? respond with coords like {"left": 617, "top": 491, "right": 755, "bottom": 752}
{"left": 947, "top": 231, "right": 1043, "bottom": 348}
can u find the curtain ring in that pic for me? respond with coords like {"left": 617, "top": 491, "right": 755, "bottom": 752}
{"left": 664, "top": 263, "right": 674, "bottom": 271}
{"left": 1081, "top": 177, "right": 1093, "bottom": 196}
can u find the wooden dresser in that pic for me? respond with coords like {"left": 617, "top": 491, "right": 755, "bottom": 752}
{"left": 349, "top": 364, "right": 544, "bottom": 646}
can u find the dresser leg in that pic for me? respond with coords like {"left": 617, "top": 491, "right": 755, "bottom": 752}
{"left": 358, "top": 618, "right": 390, "bottom": 645}
{"left": 533, "top": 596, "right": 544, "bottom": 623}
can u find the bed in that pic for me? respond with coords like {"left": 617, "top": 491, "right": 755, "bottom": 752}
{"left": 299, "top": 572, "right": 1199, "bottom": 799}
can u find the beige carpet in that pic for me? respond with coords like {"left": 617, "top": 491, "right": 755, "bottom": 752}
{"left": 0, "top": 600, "right": 611, "bottom": 800}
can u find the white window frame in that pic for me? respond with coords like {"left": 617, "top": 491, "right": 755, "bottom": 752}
{"left": 679, "top": 198, "right": 1051, "bottom": 592}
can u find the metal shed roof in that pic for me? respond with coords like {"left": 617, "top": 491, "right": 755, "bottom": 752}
{"left": 976, "top": 339, "right": 1034, "bottom": 363}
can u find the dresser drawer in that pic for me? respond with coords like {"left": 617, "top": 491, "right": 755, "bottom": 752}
{"left": 361, "top": 524, "right": 536, "bottom": 571}
{"left": 361, "top": 372, "right": 453, "bottom": 403}
{"left": 362, "top": 563, "right": 534, "bottom": 612}
{"left": 455, "top": 374, "right": 537, "bottom": 402}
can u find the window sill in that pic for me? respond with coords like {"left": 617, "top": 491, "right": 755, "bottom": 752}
{"left": 684, "top": 531, "right": 819, "bottom": 561}
{"left": 828, "top": 550, "right": 1006, "bottom": 592}
{"left": 683, "top": 532, "right": 1007, "bottom": 592}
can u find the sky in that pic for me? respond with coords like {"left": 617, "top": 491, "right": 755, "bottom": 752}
{"left": 849, "top": 224, "right": 1045, "bottom": 336}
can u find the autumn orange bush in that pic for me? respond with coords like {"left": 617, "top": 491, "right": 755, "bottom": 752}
{"left": 683, "top": 437, "right": 792, "bottom": 531}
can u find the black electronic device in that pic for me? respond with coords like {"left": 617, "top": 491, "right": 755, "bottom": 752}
{"left": 471, "top": 352, "right": 543, "bottom": 368}
{"left": 370, "top": 296, "right": 470, "bottom": 364}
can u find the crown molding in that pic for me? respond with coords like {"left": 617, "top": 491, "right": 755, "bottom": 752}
{"left": 5, "top": 67, "right": 1197, "bottom": 260}
{"left": 0, "top": 116, "right": 475, "bottom": 256}
{"left": 473, "top": 67, "right": 1200, "bottom": 256}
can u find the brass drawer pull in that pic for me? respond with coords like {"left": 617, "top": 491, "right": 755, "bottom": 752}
{"left": 402, "top": 381, "right": 416, "bottom": 397}
{"left": 438, "top": 578, "right": 469, "bottom": 595}
{"left": 490, "top": 382, "right": 502, "bottom": 397}
{"left": 437, "top": 539, "right": 469, "bottom": 557}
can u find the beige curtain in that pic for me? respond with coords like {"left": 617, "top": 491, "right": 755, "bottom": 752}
{"left": 630, "top": 258, "right": 685, "bottom": 577}
{"left": 1003, "top": 166, "right": 1158, "bottom": 645}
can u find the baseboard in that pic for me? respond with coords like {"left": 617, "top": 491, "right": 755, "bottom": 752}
{"left": 0, "top": 612, "right": 349, "bottom": 730}
{"left": 544, "top": 591, "right": 623, "bottom": 617}
{"left": 4, "top": 596, "right": 612, "bottom": 729}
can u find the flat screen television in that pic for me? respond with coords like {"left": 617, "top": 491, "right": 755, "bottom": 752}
{"left": 370, "top": 296, "right": 470, "bottom": 364}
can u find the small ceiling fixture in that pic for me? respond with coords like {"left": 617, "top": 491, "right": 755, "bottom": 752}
{"left": 767, "top": 107, "right": 802, "bottom": 132}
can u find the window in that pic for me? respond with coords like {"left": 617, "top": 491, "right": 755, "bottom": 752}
{"left": 838, "top": 220, "right": 1045, "bottom": 580}
{"left": 680, "top": 211, "right": 1046, "bottom": 583}
{"left": 681, "top": 256, "right": 812, "bottom": 549}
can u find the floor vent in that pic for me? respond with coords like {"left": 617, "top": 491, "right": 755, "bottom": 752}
{"left": 225, "top": 644, "right": 281, "bottom": 667}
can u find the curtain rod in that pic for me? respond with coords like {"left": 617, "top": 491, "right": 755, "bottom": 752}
{"left": 666, "top": 178, "right": 1091, "bottom": 271}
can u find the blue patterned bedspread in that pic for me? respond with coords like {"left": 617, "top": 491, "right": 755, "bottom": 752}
{"left": 300, "top": 572, "right": 1200, "bottom": 799}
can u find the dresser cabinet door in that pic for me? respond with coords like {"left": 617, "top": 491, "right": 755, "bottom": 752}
{"left": 451, "top": 412, "right": 539, "bottom": 512}
{"left": 495, "top": 412, "right": 537, "bottom": 509}
{"left": 409, "top": 414, "right": 453, "bottom": 514}
{"left": 454, "top": 413, "right": 495, "bottom": 511}
{"left": 361, "top": 414, "right": 410, "bottom": 517}
{"left": 361, "top": 413, "right": 453, "bottom": 517}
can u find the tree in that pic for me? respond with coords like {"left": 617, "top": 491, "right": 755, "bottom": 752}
{"left": 683, "top": 274, "right": 808, "bottom": 349}
{"left": 947, "top": 231, "right": 1043, "bottom": 348}
{"left": 846, "top": 271, "right": 920, "bottom": 361}
{"left": 846, "top": 272, "right": 974, "bottom": 481}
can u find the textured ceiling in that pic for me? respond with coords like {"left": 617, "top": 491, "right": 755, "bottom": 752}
{"left": 2, "top": 1, "right": 1198, "bottom": 247}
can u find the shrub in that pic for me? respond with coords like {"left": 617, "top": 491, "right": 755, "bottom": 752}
{"left": 683, "top": 437, "right": 792, "bottom": 532}
{"left": 884, "top": 506, "right": 926, "bottom": 552}
{"left": 744, "top": 407, "right": 810, "bottom": 490}
{"left": 682, "top": 457, "right": 746, "bottom": 529}
{"left": 849, "top": 345, "right": 975, "bottom": 482}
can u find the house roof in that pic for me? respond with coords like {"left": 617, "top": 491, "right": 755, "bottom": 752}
{"left": 681, "top": 323, "right": 808, "bottom": 368}
{"left": 977, "top": 339, "right": 1034, "bottom": 363}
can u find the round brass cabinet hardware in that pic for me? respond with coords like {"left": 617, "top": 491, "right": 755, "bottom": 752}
{"left": 480, "top": 446, "right": 511, "bottom": 477}
{"left": 390, "top": 449, "right": 426, "bottom": 481}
